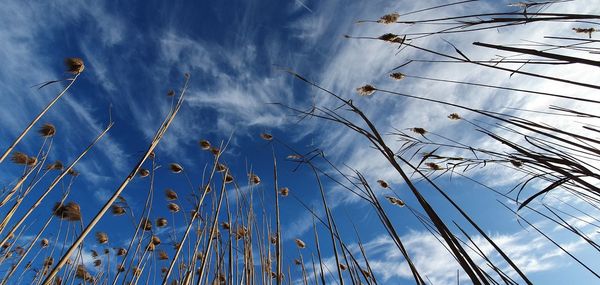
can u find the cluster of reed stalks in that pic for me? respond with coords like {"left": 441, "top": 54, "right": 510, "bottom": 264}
{"left": 0, "top": 1, "right": 599, "bottom": 284}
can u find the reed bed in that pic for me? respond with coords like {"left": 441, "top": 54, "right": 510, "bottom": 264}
{"left": 0, "top": 1, "right": 599, "bottom": 284}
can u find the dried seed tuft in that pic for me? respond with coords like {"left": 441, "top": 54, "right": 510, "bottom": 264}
{"left": 356, "top": 85, "right": 376, "bottom": 96}
{"left": 377, "top": 13, "right": 399, "bottom": 24}
{"left": 65, "top": 58, "right": 85, "bottom": 74}
{"left": 38, "top": 123, "right": 56, "bottom": 137}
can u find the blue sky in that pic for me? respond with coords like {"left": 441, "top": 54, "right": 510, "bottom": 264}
{"left": 0, "top": 0, "right": 599, "bottom": 284}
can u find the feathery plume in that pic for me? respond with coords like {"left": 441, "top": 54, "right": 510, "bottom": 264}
{"left": 199, "top": 140, "right": 211, "bottom": 150}
{"left": 158, "top": 250, "right": 169, "bottom": 260}
{"left": 11, "top": 152, "right": 36, "bottom": 166}
{"left": 169, "top": 163, "right": 183, "bottom": 173}
{"left": 38, "top": 123, "right": 56, "bottom": 137}
{"left": 53, "top": 202, "right": 82, "bottom": 221}
{"left": 216, "top": 163, "right": 227, "bottom": 172}
{"left": 279, "top": 187, "right": 289, "bottom": 197}
{"left": 138, "top": 168, "right": 150, "bottom": 178}
{"left": 75, "top": 265, "right": 93, "bottom": 281}
{"left": 356, "top": 84, "right": 376, "bottom": 96}
{"left": 410, "top": 127, "right": 427, "bottom": 135}
{"left": 165, "top": 189, "right": 178, "bottom": 200}
{"left": 390, "top": 72, "right": 406, "bottom": 80}
{"left": 377, "top": 179, "right": 389, "bottom": 189}
{"left": 111, "top": 205, "right": 126, "bottom": 216}
{"left": 140, "top": 218, "right": 152, "bottom": 231}
{"left": 448, "top": 113, "right": 461, "bottom": 120}
{"left": 46, "top": 160, "right": 63, "bottom": 171}
{"left": 156, "top": 217, "right": 168, "bottom": 227}
{"left": 260, "top": 133, "right": 273, "bottom": 141}
{"left": 425, "top": 162, "right": 442, "bottom": 171}
{"left": 377, "top": 12, "right": 399, "bottom": 24}
{"left": 378, "top": 33, "right": 404, "bottom": 43}
{"left": 168, "top": 202, "right": 180, "bottom": 213}
{"left": 116, "top": 248, "right": 127, "bottom": 256}
{"left": 385, "top": 196, "right": 405, "bottom": 207}
{"left": 249, "top": 173, "right": 261, "bottom": 185}
{"left": 65, "top": 58, "right": 85, "bottom": 74}
{"left": 95, "top": 232, "right": 108, "bottom": 244}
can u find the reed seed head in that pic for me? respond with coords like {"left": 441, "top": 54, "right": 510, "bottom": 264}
{"left": 169, "top": 163, "right": 183, "bottom": 173}
{"left": 377, "top": 179, "right": 389, "bottom": 189}
{"left": 111, "top": 205, "right": 126, "bottom": 216}
{"left": 117, "top": 248, "right": 127, "bottom": 256}
{"left": 279, "top": 187, "right": 289, "bottom": 197}
{"left": 339, "top": 263, "right": 348, "bottom": 271}
{"left": 224, "top": 174, "right": 234, "bottom": 184}
{"left": 165, "top": 189, "right": 178, "bottom": 200}
{"left": 95, "top": 232, "right": 108, "bottom": 244}
{"left": 93, "top": 259, "right": 101, "bottom": 267}
{"left": 236, "top": 226, "right": 248, "bottom": 240}
{"left": 159, "top": 250, "right": 169, "bottom": 260}
{"left": 249, "top": 173, "right": 261, "bottom": 185}
{"left": 573, "top": 27, "right": 596, "bottom": 38}
{"left": 378, "top": 33, "right": 404, "bottom": 43}
{"left": 146, "top": 242, "right": 155, "bottom": 252}
{"left": 40, "top": 238, "right": 49, "bottom": 248}
{"left": 216, "top": 163, "right": 227, "bottom": 172}
{"left": 377, "top": 12, "right": 399, "bottom": 24}
{"left": 425, "top": 162, "right": 442, "bottom": 171}
{"left": 210, "top": 147, "right": 221, "bottom": 156}
{"left": 294, "top": 239, "right": 306, "bottom": 249}
{"left": 46, "top": 160, "right": 64, "bottom": 171}
{"left": 448, "top": 113, "right": 461, "bottom": 120}
{"left": 75, "top": 265, "right": 93, "bottom": 281}
{"left": 140, "top": 218, "right": 152, "bottom": 231}
{"left": 390, "top": 72, "right": 406, "bottom": 80}
{"left": 356, "top": 84, "right": 376, "bottom": 96}
{"left": 133, "top": 267, "right": 142, "bottom": 276}
{"left": 138, "top": 168, "right": 150, "bottom": 178}
{"left": 260, "top": 133, "right": 273, "bottom": 141}
{"left": 167, "top": 89, "right": 175, "bottom": 97}
{"left": 11, "top": 152, "right": 37, "bottom": 166}
{"left": 410, "top": 127, "right": 427, "bottom": 135}
{"left": 43, "top": 257, "right": 54, "bottom": 267}
{"left": 362, "top": 268, "right": 372, "bottom": 278}
{"left": 510, "top": 160, "right": 523, "bottom": 168}
{"left": 385, "top": 196, "right": 405, "bottom": 207}
{"left": 221, "top": 222, "right": 230, "bottom": 230}
{"left": 53, "top": 202, "right": 82, "bottom": 221}
{"left": 38, "top": 123, "right": 56, "bottom": 137}
{"left": 65, "top": 58, "right": 85, "bottom": 74}
{"left": 156, "top": 217, "right": 168, "bottom": 227}
{"left": 168, "top": 202, "right": 180, "bottom": 213}
{"left": 199, "top": 140, "right": 211, "bottom": 150}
